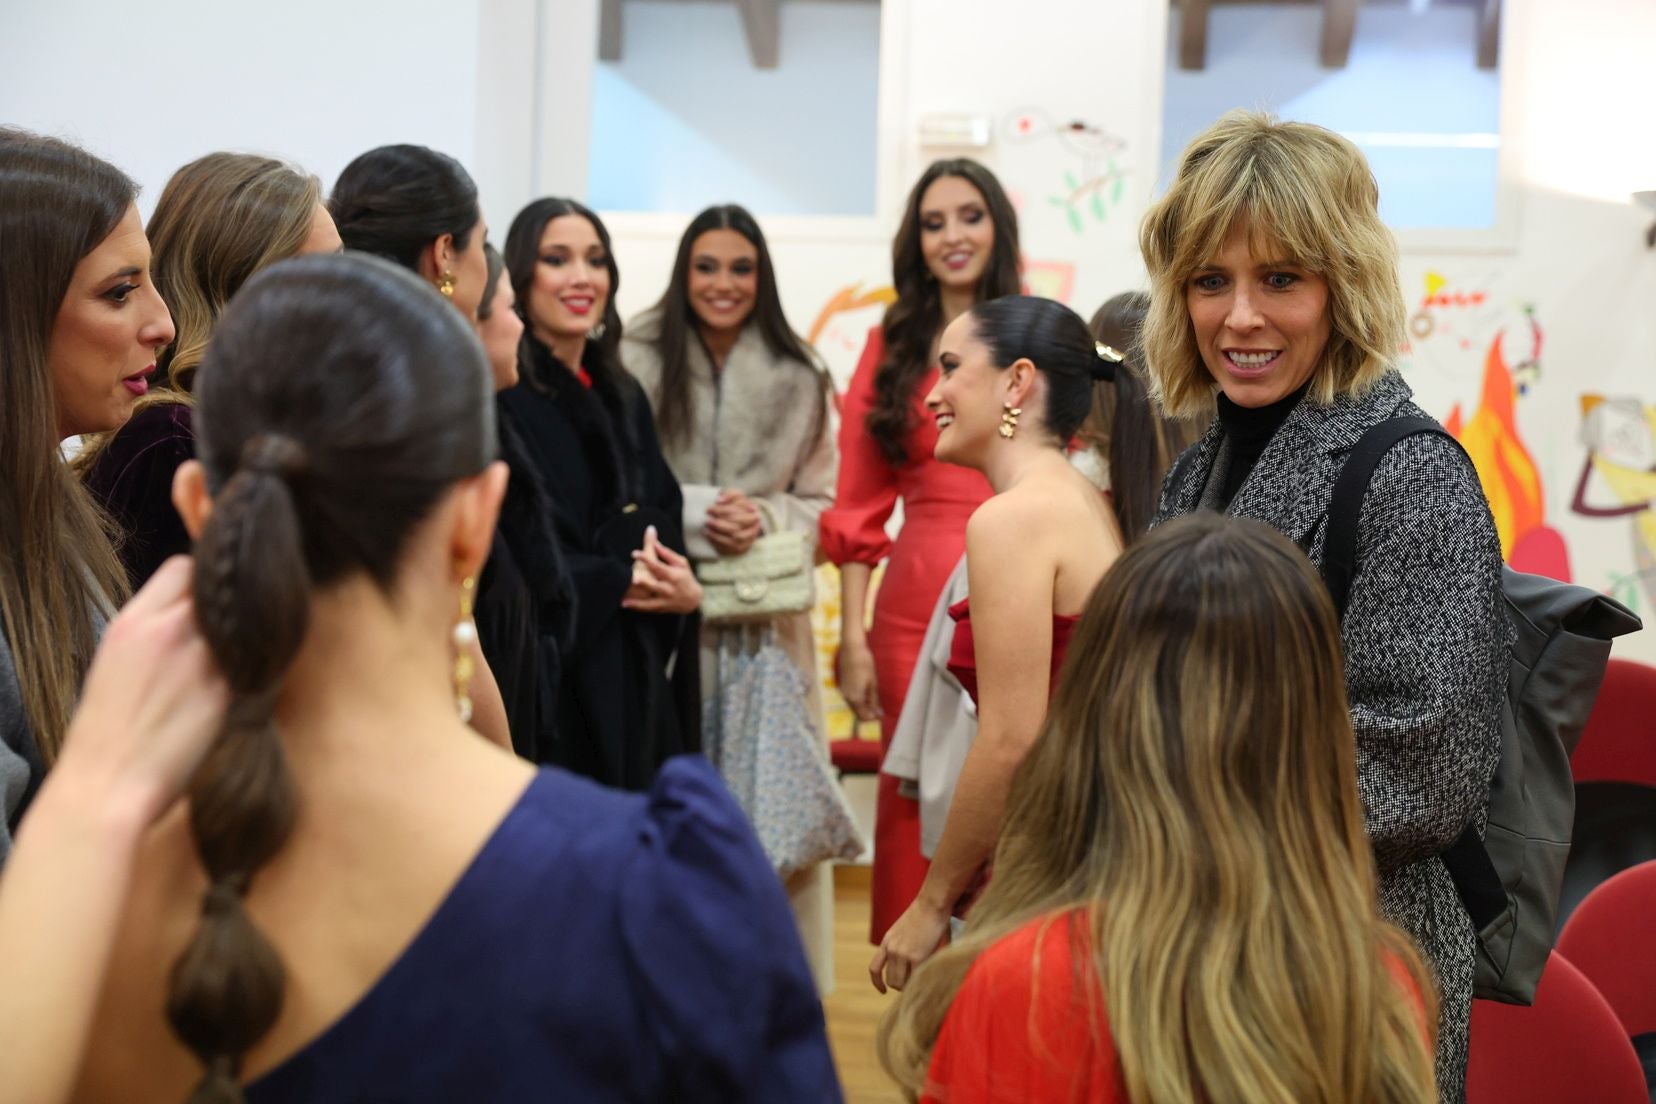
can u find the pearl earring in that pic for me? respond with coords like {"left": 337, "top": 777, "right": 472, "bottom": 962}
{"left": 452, "top": 576, "right": 477, "bottom": 722}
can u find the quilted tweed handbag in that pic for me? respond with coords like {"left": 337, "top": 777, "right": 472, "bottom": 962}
{"left": 696, "top": 501, "right": 813, "bottom": 625}
{"left": 703, "top": 627, "right": 865, "bottom": 879}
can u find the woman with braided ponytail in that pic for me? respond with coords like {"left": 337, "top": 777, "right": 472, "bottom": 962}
{"left": 871, "top": 295, "right": 1168, "bottom": 994}
{"left": 71, "top": 253, "right": 837, "bottom": 1103}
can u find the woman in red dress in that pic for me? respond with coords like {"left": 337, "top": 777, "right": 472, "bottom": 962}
{"left": 820, "top": 159, "right": 1020, "bottom": 944}
{"left": 868, "top": 295, "right": 1170, "bottom": 992}
{"left": 877, "top": 514, "right": 1438, "bottom": 1103}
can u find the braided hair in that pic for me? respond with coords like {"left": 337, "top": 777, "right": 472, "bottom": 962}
{"left": 169, "top": 252, "right": 495, "bottom": 1099}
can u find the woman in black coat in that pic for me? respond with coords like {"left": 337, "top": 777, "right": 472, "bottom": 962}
{"left": 501, "top": 198, "right": 703, "bottom": 790}
{"left": 1141, "top": 112, "right": 1507, "bottom": 1102}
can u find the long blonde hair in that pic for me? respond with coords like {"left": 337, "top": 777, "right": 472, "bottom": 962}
{"left": 879, "top": 513, "right": 1438, "bottom": 1103}
{"left": 149, "top": 152, "right": 321, "bottom": 392}
{"left": 1139, "top": 111, "right": 1406, "bottom": 419}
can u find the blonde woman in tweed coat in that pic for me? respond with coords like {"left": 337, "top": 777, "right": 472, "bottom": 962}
{"left": 1141, "top": 112, "right": 1507, "bottom": 1102}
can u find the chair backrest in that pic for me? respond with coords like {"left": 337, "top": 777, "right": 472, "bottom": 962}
{"left": 1466, "top": 952, "right": 1648, "bottom": 1104}
{"left": 1557, "top": 859, "right": 1656, "bottom": 1037}
{"left": 1571, "top": 659, "right": 1656, "bottom": 787}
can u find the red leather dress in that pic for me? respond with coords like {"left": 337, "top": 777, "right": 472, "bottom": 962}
{"left": 819, "top": 327, "right": 992, "bottom": 944}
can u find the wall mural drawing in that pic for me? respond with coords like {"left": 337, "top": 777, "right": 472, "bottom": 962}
{"left": 1002, "top": 107, "right": 1129, "bottom": 235}
{"left": 1440, "top": 307, "right": 1571, "bottom": 581}
{"left": 1574, "top": 394, "right": 1656, "bottom": 617}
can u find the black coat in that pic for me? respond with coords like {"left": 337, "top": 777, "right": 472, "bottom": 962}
{"left": 499, "top": 336, "right": 700, "bottom": 790}
{"left": 476, "top": 400, "right": 576, "bottom": 762}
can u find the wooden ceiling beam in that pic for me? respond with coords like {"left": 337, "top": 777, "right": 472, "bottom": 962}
{"left": 735, "top": 0, "right": 780, "bottom": 69}
{"left": 598, "top": 0, "right": 623, "bottom": 61}
{"left": 1320, "top": 0, "right": 1358, "bottom": 68}
{"left": 1477, "top": 0, "right": 1502, "bottom": 69}
{"left": 1180, "top": 0, "right": 1212, "bottom": 70}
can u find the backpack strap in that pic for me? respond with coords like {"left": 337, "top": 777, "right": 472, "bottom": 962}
{"left": 1323, "top": 416, "right": 1506, "bottom": 932}
{"left": 1323, "top": 416, "right": 1453, "bottom": 615}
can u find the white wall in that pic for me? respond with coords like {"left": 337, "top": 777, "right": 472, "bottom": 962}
{"left": 1388, "top": 0, "right": 1656, "bottom": 659}
{"left": 0, "top": 0, "right": 486, "bottom": 221}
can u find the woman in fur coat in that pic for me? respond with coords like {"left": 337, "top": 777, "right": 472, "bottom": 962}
{"left": 623, "top": 205, "right": 838, "bottom": 990}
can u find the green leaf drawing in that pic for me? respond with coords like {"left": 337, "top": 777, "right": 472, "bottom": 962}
{"left": 1066, "top": 207, "right": 1083, "bottom": 234}
{"left": 1090, "top": 191, "right": 1105, "bottom": 221}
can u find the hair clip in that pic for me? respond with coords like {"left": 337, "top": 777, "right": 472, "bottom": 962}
{"left": 1095, "top": 342, "right": 1125, "bottom": 363}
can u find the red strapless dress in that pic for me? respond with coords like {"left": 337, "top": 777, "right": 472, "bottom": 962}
{"left": 945, "top": 599, "right": 1081, "bottom": 710}
{"left": 943, "top": 598, "right": 1082, "bottom": 917}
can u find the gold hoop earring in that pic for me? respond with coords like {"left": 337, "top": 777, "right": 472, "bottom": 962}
{"left": 452, "top": 576, "right": 477, "bottom": 722}
{"left": 999, "top": 403, "right": 1021, "bottom": 440}
{"left": 437, "top": 270, "right": 457, "bottom": 298}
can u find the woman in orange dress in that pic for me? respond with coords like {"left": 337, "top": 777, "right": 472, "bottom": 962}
{"left": 820, "top": 159, "right": 1020, "bottom": 944}
{"left": 877, "top": 514, "right": 1438, "bottom": 1103}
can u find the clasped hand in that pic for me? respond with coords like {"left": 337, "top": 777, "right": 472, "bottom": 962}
{"left": 703, "top": 489, "right": 762, "bottom": 557}
{"left": 622, "top": 525, "right": 703, "bottom": 614}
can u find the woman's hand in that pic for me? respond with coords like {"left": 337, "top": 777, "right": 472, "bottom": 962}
{"left": 623, "top": 526, "right": 703, "bottom": 614}
{"left": 54, "top": 556, "right": 230, "bottom": 826}
{"left": 704, "top": 490, "right": 762, "bottom": 557}
{"left": 835, "top": 637, "right": 881, "bottom": 723}
{"left": 869, "top": 896, "right": 951, "bottom": 993}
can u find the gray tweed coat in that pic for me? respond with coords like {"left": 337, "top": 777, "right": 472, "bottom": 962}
{"left": 1152, "top": 370, "right": 1507, "bottom": 1102}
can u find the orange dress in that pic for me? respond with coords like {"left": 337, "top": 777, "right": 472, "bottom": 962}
{"left": 819, "top": 327, "right": 992, "bottom": 943}
{"left": 924, "top": 909, "right": 1429, "bottom": 1104}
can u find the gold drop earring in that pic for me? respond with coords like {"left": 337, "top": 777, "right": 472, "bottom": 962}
{"left": 437, "top": 269, "right": 457, "bottom": 298}
{"left": 452, "top": 576, "right": 477, "bottom": 722}
{"left": 999, "top": 402, "right": 1021, "bottom": 439}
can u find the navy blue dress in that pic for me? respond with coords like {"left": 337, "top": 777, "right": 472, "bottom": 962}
{"left": 245, "top": 757, "right": 842, "bottom": 1103}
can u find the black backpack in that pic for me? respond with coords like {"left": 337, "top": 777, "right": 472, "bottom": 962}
{"left": 1324, "top": 416, "right": 1642, "bottom": 1005}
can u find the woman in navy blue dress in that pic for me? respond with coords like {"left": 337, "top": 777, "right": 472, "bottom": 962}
{"left": 68, "top": 253, "right": 840, "bottom": 1103}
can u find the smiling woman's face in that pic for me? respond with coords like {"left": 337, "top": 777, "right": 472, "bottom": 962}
{"left": 918, "top": 174, "right": 995, "bottom": 294}
{"left": 686, "top": 228, "right": 758, "bottom": 338}
{"left": 525, "top": 214, "right": 610, "bottom": 348}
{"left": 1185, "top": 219, "right": 1331, "bottom": 409}
{"left": 48, "top": 203, "right": 176, "bottom": 438}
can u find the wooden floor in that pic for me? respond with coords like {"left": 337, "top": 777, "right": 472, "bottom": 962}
{"left": 822, "top": 865, "right": 906, "bottom": 1104}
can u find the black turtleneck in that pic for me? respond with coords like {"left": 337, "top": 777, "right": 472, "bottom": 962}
{"left": 1215, "top": 381, "right": 1312, "bottom": 507}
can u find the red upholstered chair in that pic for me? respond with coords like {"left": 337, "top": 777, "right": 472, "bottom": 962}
{"left": 1572, "top": 658, "right": 1656, "bottom": 786}
{"left": 1557, "top": 860, "right": 1656, "bottom": 1037}
{"left": 1466, "top": 953, "right": 1648, "bottom": 1104}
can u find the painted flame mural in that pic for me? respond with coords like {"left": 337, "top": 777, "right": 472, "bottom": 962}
{"left": 1441, "top": 309, "right": 1572, "bottom": 581}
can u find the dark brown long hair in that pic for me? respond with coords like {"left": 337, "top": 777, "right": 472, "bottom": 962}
{"left": 646, "top": 204, "right": 816, "bottom": 448}
{"left": 0, "top": 128, "right": 135, "bottom": 764}
{"left": 868, "top": 158, "right": 1020, "bottom": 465}
{"left": 168, "top": 252, "right": 495, "bottom": 1101}
{"left": 1085, "top": 291, "right": 1202, "bottom": 534}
